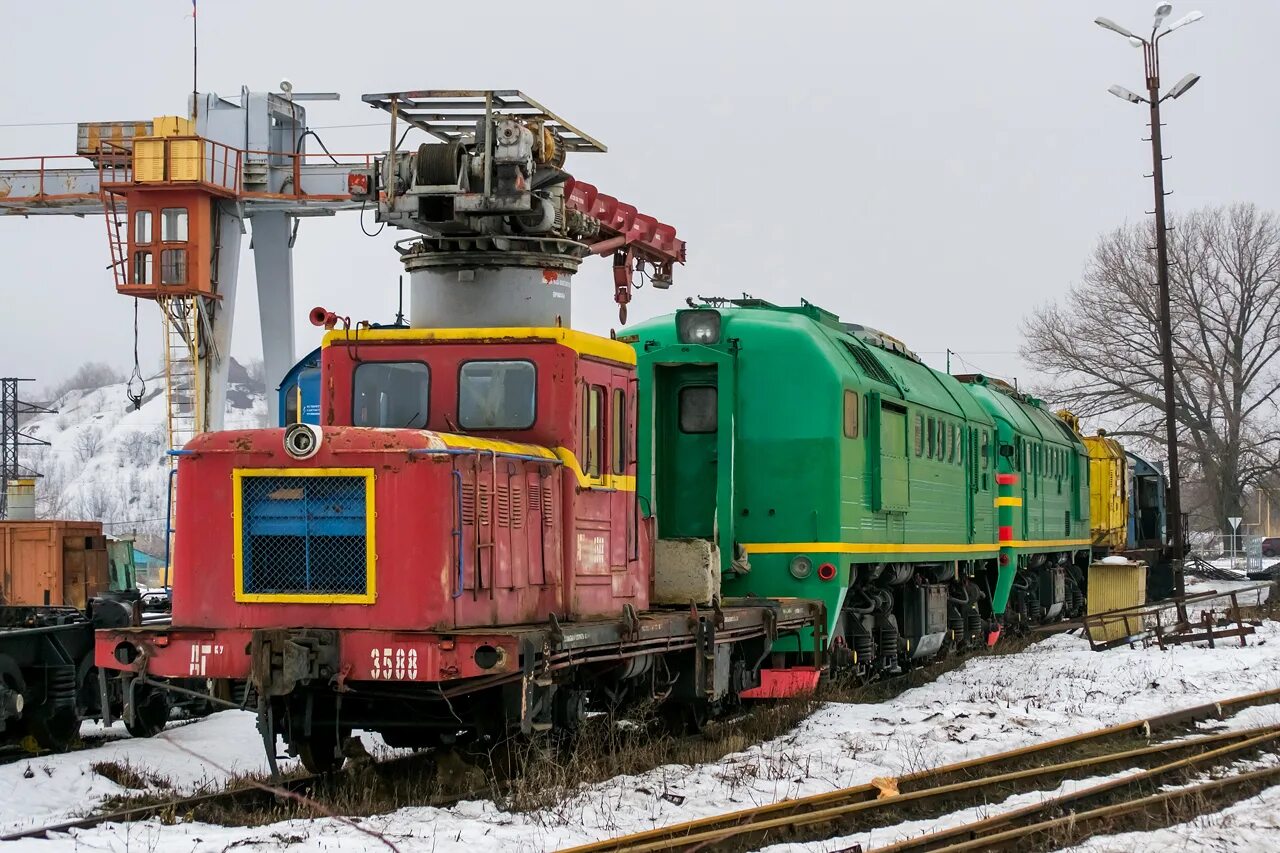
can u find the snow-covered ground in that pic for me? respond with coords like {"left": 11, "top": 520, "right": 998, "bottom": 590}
{"left": 5, "top": 621, "right": 1280, "bottom": 852}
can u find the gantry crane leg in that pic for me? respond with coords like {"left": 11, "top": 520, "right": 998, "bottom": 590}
{"left": 249, "top": 211, "right": 296, "bottom": 428}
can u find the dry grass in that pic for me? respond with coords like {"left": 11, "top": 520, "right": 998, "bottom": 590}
{"left": 92, "top": 759, "right": 174, "bottom": 795}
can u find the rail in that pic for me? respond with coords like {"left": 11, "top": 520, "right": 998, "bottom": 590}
{"left": 560, "top": 686, "right": 1280, "bottom": 853}
{"left": 0, "top": 748, "right": 487, "bottom": 842}
{"left": 0, "top": 153, "right": 104, "bottom": 207}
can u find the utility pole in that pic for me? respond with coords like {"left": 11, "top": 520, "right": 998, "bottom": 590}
{"left": 0, "top": 378, "right": 54, "bottom": 518}
{"left": 1096, "top": 5, "right": 1203, "bottom": 598}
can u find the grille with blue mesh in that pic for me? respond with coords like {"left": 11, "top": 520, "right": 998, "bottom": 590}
{"left": 240, "top": 475, "right": 369, "bottom": 596}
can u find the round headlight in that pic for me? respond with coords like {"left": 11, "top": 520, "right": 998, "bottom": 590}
{"left": 789, "top": 555, "right": 813, "bottom": 579}
{"left": 283, "top": 423, "right": 323, "bottom": 460}
{"left": 677, "top": 309, "right": 722, "bottom": 345}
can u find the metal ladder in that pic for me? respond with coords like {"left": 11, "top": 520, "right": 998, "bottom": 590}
{"left": 161, "top": 295, "right": 204, "bottom": 588}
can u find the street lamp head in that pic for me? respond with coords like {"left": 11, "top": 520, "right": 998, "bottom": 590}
{"left": 1107, "top": 84, "right": 1148, "bottom": 105}
{"left": 1165, "top": 72, "right": 1201, "bottom": 100}
{"left": 1154, "top": 3, "right": 1173, "bottom": 28}
{"left": 1165, "top": 10, "right": 1204, "bottom": 32}
{"left": 1095, "top": 16, "right": 1143, "bottom": 41}
{"left": 1128, "top": 36, "right": 1144, "bottom": 47}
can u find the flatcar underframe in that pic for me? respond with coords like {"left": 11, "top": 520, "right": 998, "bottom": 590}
{"left": 98, "top": 598, "right": 826, "bottom": 773}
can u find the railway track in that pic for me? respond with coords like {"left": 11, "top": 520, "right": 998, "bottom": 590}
{"left": 8, "top": 685, "right": 1279, "bottom": 846}
{"left": 561, "top": 686, "right": 1280, "bottom": 853}
{"left": 0, "top": 747, "right": 484, "bottom": 842}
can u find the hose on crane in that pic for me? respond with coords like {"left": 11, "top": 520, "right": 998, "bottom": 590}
{"left": 125, "top": 298, "right": 146, "bottom": 410}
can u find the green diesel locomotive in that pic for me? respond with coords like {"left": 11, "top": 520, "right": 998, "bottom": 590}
{"left": 628, "top": 298, "right": 1091, "bottom": 677}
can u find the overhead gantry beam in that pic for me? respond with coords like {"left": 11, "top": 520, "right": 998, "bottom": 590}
{"left": 0, "top": 162, "right": 364, "bottom": 217}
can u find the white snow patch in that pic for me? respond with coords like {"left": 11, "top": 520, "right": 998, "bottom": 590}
{"left": 6, "top": 623, "right": 1280, "bottom": 852}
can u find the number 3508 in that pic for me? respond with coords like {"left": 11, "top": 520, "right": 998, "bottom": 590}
{"left": 369, "top": 647, "right": 419, "bottom": 680}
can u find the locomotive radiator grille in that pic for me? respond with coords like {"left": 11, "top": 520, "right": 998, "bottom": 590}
{"left": 233, "top": 469, "right": 376, "bottom": 604}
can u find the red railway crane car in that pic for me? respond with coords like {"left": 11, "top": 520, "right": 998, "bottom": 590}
{"left": 94, "top": 91, "right": 825, "bottom": 772}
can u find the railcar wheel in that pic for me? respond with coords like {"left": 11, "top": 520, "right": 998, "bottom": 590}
{"left": 124, "top": 684, "right": 171, "bottom": 738}
{"left": 27, "top": 705, "right": 80, "bottom": 752}
{"left": 660, "top": 699, "right": 712, "bottom": 736}
{"left": 295, "top": 735, "right": 347, "bottom": 774}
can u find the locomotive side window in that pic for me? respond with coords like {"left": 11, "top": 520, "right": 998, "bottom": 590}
{"left": 843, "top": 391, "right": 859, "bottom": 439}
{"left": 679, "top": 386, "right": 717, "bottom": 434}
{"left": 927, "top": 417, "right": 936, "bottom": 459}
{"left": 913, "top": 414, "right": 923, "bottom": 456}
{"left": 584, "top": 385, "right": 605, "bottom": 476}
{"left": 458, "top": 360, "right": 536, "bottom": 429}
{"left": 352, "top": 362, "right": 430, "bottom": 428}
{"left": 611, "top": 388, "right": 626, "bottom": 475}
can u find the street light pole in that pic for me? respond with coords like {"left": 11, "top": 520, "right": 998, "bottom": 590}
{"left": 1096, "top": 6, "right": 1202, "bottom": 598}
{"left": 1144, "top": 36, "right": 1185, "bottom": 597}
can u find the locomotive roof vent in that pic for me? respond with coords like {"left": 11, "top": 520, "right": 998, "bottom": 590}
{"left": 842, "top": 323, "right": 922, "bottom": 363}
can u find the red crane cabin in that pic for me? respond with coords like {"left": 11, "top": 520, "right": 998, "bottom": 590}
{"left": 99, "top": 326, "right": 649, "bottom": 684}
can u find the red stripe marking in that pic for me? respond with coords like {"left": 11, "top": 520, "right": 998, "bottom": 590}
{"left": 996, "top": 473, "right": 1018, "bottom": 485}
{"left": 998, "top": 525, "right": 1013, "bottom": 541}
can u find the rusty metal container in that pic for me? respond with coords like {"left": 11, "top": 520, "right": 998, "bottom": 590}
{"left": 0, "top": 521, "right": 110, "bottom": 610}
{"left": 4, "top": 478, "right": 35, "bottom": 520}
{"left": 76, "top": 121, "right": 153, "bottom": 158}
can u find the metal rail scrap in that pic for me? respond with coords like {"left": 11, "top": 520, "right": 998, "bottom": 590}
{"left": 1081, "top": 582, "right": 1273, "bottom": 651}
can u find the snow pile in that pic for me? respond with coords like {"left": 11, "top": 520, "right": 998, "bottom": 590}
{"left": 5, "top": 621, "right": 1280, "bottom": 851}
{"left": 17, "top": 364, "right": 266, "bottom": 539}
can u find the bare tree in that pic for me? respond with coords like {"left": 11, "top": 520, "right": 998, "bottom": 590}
{"left": 77, "top": 481, "right": 121, "bottom": 522}
{"left": 47, "top": 362, "right": 125, "bottom": 401}
{"left": 73, "top": 426, "right": 105, "bottom": 463}
{"left": 119, "top": 426, "right": 165, "bottom": 468}
{"left": 1022, "top": 203, "right": 1280, "bottom": 534}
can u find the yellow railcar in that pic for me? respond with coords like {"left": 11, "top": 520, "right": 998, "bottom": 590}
{"left": 1057, "top": 413, "right": 1128, "bottom": 550}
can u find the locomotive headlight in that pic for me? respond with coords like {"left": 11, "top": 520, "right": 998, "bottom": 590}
{"left": 677, "top": 309, "right": 721, "bottom": 345}
{"left": 789, "top": 555, "right": 813, "bottom": 580}
{"left": 283, "top": 422, "right": 323, "bottom": 460}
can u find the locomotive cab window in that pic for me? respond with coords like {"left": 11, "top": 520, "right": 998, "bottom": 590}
{"left": 353, "top": 362, "right": 430, "bottom": 428}
{"left": 611, "top": 388, "right": 626, "bottom": 475}
{"left": 843, "top": 390, "right": 859, "bottom": 439}
{"left": 679, "top": 386, "right": 717, "bottom": 434}
{"left": 458, "top": 360, "right": 536, "bottom": 429}
{"left": 284, "top": 383, "right": 300, "bottom": 425}
{"left": 582, "top": 385, "right": 605, "bottom": 477}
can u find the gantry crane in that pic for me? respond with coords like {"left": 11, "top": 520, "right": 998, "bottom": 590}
{"left": 0, "top": 86, "right": 685, "bottom": 577}
{"left": 0, "top": 88, "right": 363, "bottom": 435}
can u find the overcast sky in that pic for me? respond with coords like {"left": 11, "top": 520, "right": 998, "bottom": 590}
{"left": 1, "top": 1, "right": 1276, "bottom": 397}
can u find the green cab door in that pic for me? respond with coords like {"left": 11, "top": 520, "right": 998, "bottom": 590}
{"left": 655, "top": 365, "right": 719, "bottom": 539}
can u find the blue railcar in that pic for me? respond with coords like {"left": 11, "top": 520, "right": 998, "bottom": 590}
{"left": 277, "top": 347, "right": 321, "bottom": 426}
{"left": 1125, "top": 451, "right": 1167, "bottom": 551}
